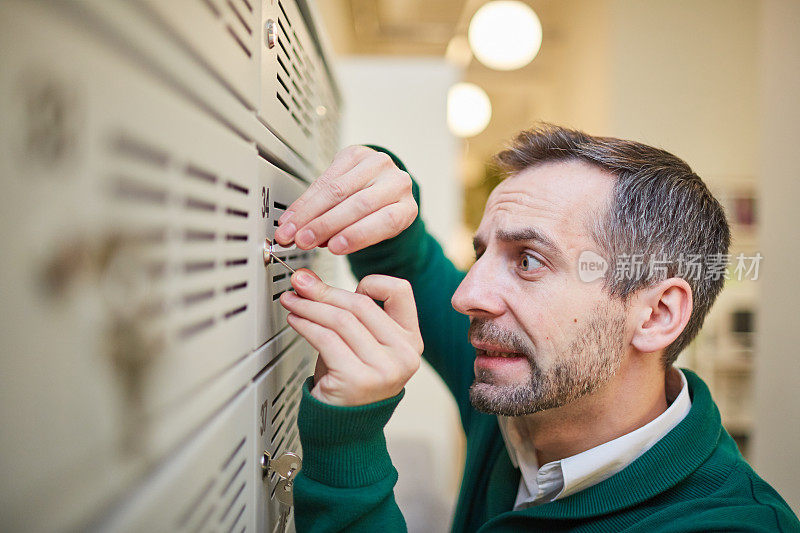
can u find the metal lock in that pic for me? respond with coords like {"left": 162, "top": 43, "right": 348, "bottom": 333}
{"left": 265, "top": 19, "right": 277, "bottom": 49}
{"left": 261, "top": 450, "right": 302, "bottom": 481}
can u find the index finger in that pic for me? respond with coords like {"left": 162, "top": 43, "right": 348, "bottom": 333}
{"left": 274, "top": 146, "right": 373, "bottom": 245}
{"left": 289, "top": 269, "right": 413, "bottom": 347}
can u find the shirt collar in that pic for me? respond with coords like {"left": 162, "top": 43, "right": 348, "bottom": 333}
{"left": 497, "top": 367, "right": 692, "bottom": 508}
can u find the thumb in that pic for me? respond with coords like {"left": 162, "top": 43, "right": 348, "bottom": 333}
{"left": 313, "top": 355, "right": 328, "bottom": 386}
{"left": 355, "top": 275, "right": 419, "bottom": 333}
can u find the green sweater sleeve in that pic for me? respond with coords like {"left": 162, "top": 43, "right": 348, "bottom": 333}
{"left": 348, "top": 145, "right": 476, "bottom": 432}
{"left": 293, "top": 377, "right": 407, "bottom": 532}
{"left": 292, "top": 146, "right": 475, "bottom": 532}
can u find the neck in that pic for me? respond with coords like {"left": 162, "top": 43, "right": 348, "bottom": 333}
{"left": 512, "top": 360, "right": 669, "bottom": 466}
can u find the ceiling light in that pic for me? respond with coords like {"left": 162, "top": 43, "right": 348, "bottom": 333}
{"left": 468, "top": 1, "right": 542, "bottom": 71}
{"left": 447, "top": 82, "right": 492, "bottom": 138}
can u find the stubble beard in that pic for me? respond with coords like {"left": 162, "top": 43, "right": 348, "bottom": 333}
{"left": 468, "top": 304, "right": 626, "bottom": 416}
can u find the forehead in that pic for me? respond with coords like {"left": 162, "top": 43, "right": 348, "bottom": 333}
{"left": 477, "top": 160, "right": 615, "bottom": 247}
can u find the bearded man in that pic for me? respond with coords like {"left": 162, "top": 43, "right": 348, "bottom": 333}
{"left": 273, "top": 124, "right": 799, "bottom": 532}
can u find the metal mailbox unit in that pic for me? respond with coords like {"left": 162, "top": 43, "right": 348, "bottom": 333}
{"left": 0, "top": 1, "right": 339, "bottom": 531}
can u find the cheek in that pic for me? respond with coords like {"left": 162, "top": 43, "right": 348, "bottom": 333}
{"left": 511, "top": 289, "right": 588, "bottom": 359}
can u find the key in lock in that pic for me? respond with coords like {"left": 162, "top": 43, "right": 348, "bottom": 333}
{"left": 261, "top": 451, "right": 302, "bottom": 533}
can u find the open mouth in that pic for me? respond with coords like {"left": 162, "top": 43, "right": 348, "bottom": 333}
{"left": 476, "top": 348, "right": 525, "bottom": 358}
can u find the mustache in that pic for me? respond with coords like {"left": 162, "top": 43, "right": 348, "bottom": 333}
{"left": 468, "top": 318, "right": 532, "bottom": 356}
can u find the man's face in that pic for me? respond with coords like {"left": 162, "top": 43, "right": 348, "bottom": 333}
{"left": 451, "top": 160, "right": 630, "bottom": 416}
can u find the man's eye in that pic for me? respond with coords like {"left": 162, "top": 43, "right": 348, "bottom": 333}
{"left": 519, "top": 253, "right": 543, "bottom": 272}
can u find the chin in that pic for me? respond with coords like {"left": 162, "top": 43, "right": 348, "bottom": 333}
{"left": 469, "top": 381, "right": 538, "bottom": 416}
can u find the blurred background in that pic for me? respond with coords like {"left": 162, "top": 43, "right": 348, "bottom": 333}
{"left": 314, "top": 0, "right": 800, "bottom": 530}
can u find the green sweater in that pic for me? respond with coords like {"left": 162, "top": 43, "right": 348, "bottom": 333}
{"left": 293, "top": 148, "right": 800, "bottom": 532}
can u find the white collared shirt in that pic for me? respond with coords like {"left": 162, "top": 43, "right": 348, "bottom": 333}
{"left": 497, "top": 367, "right": 691, "bottom": 509}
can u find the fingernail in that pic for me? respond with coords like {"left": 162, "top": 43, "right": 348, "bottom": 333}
{"left": 279, "top": 210, "right": 294, "bottom": 225}
{"left": 280, "top": 291, "right": 296, "bottom": 304}
{"left": 329, "top": 235, "right": 348, "bottom": 254}
{"left": 276, "top": 222, "right": 296, "bottom": 241}
{"left": 296, "top": 229, "right": 315, "bottom": 248}
{"left": 294, "top": 271, "right": 313, "bottom": 288}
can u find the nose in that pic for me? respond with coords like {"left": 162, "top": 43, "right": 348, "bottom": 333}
{"left": 451, "top": 255, "right": 506, "bottom": 318}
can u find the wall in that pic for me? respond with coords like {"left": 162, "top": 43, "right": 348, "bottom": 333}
{"left": 608, "top": 0, "right": 759, "bottom": 179}
{"left": 751, "top": 0, "right": 800, "bottom": 514}
{"left": 334, "top": 57, "right": 464, "bottom": 531}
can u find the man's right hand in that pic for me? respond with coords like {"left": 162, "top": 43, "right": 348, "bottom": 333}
{"left": 273, "top": 145, "right": 418, "bottom": 254}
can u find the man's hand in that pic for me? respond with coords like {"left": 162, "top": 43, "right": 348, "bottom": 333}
{"left": 273, "top": 145, "right": 417, "bottom": 255}
{"left": 279, "top": 269, "right": 423, "bottom": 406}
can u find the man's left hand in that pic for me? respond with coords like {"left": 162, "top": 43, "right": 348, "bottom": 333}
{"left": 279, "top": 269, "right": 423, "bottom": 406}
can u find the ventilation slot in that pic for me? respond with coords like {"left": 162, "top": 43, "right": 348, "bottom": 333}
{"left": 272, "top": 273, "right": 287, "bottom": 283}
{"left": 288, "top": 358, "right": 305, "bottom": 384}
{"left": 274, "top": 0, "right": 314, "bottom": 139}
{"left": 111, "top": 134, "right": 169, "bottom": 168}
{"left": 193, "top": 504, "right": 218, "bottom": 533}
{"left": 223, "top": 305, "right": 247, "bottom": 319}
{"left": 222, "top": 437, "right": 247, "bottom": 469}
{"left": 226, "top": 505, "right": 246, "bottom": 533}
{"left": 277, "top": 74, "right": 291, "bottom": 96}
{"left": 277, "top": 0, "right": 291, "bottom": 26}
{"left": 184, "top": 260, "right": 216, "bottom": 273}
{"left": 226, "top": 180, "right": 249, "bottom": 195}
{"left": 286, "top": 427, "right": 299, "bottom": 450}
{"left": 224, "top": 258, "right": 248, "bottom": 267}
{"left": 225, "top": 281, "right": 247, "bottom": 293}
{"left": 272, "top": 289, "right": 286, "bottom": 301}
{"left": 271, "top": 384, "right": 286, "bottom": 407}
{"left": 110, "top": 176, "right": 169, "bottom": 205}
{"left": 103, "top": 128, "right": 257, "bottom": 396}
{"left": 176, "top": 477, "right": 216, "bottom": 530}
{"left": 185, "top": 197, "right": 217, "bottom": 212}
{"left": 220, "top": 458, "right": 246, "bottom": 497}
{"left": 218, "top": 436, "right": 248, "bottom": 532}
{"left": 276, "top": 55, "right": 291, "bottom": 81}
{"left": 270, "top": 403, "right": 286, "bottom": 428}
{"left": 183, "top": 289, "right": 215, "bottom": 306}
{"left": 200, "top": 0, "right": 221, "bottom": 18}
{"left": 185, "top": 229, "right": 216, "bottom": 242}
{"left": 225, "top": 207, "right": 248, "bottom": 218}
{"left": 185, "top": 163, "right": 218, "bottom": 184}
{"left": 180, "top": 317, "right": 216, "bottom": 338}
{"left": 276, "top": 91, "right": 290, "bottom": 112}
{"left": 226, "top": 24, "right": 250, "bottom": 58}
{"left": 225, "top": 0, "right": 251, "bottom": 36}
{"left": 270, "top": 418, "right": 286, "bottom": 445}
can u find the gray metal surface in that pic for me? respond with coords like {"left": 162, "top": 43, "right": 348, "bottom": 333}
{"left": 0, "top": 1, "right": 338, "bottom": 531}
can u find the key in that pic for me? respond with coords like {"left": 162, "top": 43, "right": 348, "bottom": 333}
{"left": 264, "top": 237, "right": 296, "bottom": 273}
{"left": 264, "top": 237, "right": 322, "bottom": 283}
{"left": 264, "top": 452, "right": 302, "bottom": 533}
{"left": 275, "top": 476, "right": 296, "bottom": 533}
{"left": 269, "top": 451, "right": 302, "bottom": 480}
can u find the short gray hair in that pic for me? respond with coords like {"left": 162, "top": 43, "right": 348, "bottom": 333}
{"left": 494, "top": 123, "right": 731, "bottom": 366}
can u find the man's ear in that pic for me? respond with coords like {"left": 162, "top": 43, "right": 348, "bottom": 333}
{"left": 630, "top": 278, "right": 693, "bottom": 354}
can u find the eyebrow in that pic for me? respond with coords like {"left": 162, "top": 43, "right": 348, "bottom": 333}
{"left": 473, "top": 227, "right": 566, "bottom": 264}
